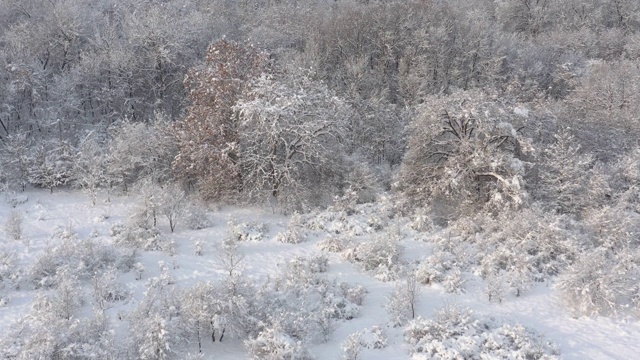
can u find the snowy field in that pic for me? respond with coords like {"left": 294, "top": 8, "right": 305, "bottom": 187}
{"left": 1, "top": 189, "right": 639, "bottom": 359}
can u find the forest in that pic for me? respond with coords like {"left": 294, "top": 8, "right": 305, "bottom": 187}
{"left": 1, "top": 0, "right": 640, "bottom": 358}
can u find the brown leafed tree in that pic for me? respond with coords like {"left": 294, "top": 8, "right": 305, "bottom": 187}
{"left": 173, "top": 40, "right": 269, "bottom": 201}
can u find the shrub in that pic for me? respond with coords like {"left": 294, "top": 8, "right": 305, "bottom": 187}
{"left": 3, "top": 210, "right": 23, "bottom": 242}
{"left": 316, "top": 235, "right": 347, "bottom": 253}
{"left": 30, "top": 229, "right": 137, "bottom": 287}
{"left": 245, "top": 326, "right": 313, "bottom": 360}
{"left": 405, "top": 306, "right": 560, "bottom": 359}
{"left": 556, "top": 247, "right": 640, "bottom": 316}
{"left": 351, "top": 228, "right": 404, "bottom": 281}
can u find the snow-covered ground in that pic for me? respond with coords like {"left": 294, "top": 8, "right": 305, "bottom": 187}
{"left": 1, "top": 189, "right": 639, "bottom": 359}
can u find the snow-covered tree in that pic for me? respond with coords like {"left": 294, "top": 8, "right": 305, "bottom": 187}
{"left": 91, "top": 267, "right": 129, "bottom": 311}
{"left": 556, "top": 246, "right": 640, "bottom": 316}
{"left": 399, "top": 90, "right": 533, "bottom": 218}
{"left": 3, "top": 210, "right": 23, "bottom": 242}
{"left": 386, "top": 273, "right": 419, "bottom": 327}
{"left": 538, "top": 128, "right": 595, "bottom": 214}
{"left": 564, "top": 60, "right": 640, "bottom": 158}
{"left": 235, "top": 70, "right": 352, "bottom": 211}
{"left": 181, "top": 281, "right": 216, "bottom": 353}
{"left": 73, "top": 133, "right": 108, "bottom": 205}
{"left": 28, "top": 140, "right": 74, "bottom": 193}
{"left": 158, "top": 182, "right": 188, "bottom": 233}
{"left": 106, "top": 115, "right": 176, "bottom": 192}
{"left": 173, "top": 40, "right": 269, "bottom": 201}
{"left": 139, "top": 314, "right": 173, "bottom": 360}
{"left": 0, "top": 299, "right": 117, "bottom": 360}
{"left": 0, "top": 132, "right": 32, "bottom": 191}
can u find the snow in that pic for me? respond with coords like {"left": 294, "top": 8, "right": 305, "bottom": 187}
{"left": 1, "top": 189, "right": 639, "bottom": 359}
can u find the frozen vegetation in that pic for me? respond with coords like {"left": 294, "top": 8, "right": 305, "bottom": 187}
{"left": 2, "top": 0, "right": 640, "bottom": 358}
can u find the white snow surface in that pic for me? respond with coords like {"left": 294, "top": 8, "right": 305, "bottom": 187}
{"left": 0, "top": 189, "right": 639, "bottom": 359}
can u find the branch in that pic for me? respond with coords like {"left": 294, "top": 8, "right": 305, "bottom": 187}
{"left": 476, "top": 172, "right": 508, "bottom": 185}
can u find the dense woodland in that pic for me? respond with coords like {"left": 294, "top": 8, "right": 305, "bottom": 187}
{"left": 1, "top": 0, "right": 640, "bottom": 358}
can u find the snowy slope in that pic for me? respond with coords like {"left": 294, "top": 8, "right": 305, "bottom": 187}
{"left": 0, "top": 189, "right": 639, "bottom": 359}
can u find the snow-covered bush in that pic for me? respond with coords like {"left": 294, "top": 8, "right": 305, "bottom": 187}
{"left": 245, "top": 326, "right": 314, "bottom": 360}
{"left": 0, "top": 133, "right": 32, "bottom": 192}
{"left": 415, "top": 237, "right": 471, "bottom": 293}
{"left": 91, "top": 267, "right": 130, "bottom": 310}
{"left": 158, "top": 182, "right": 188, "bottom": 233}
{"left": 73, "top": 134, "right": 108, "bottom": 205}
{"left": 537, "top": 128, "right": 596, "bottom": 215}
{"left": 350, "top": 227, "right": 404, "bottom": 281}
{"left": 344, "top": 284, "right": 367, "bottom": 306}
{"left": 134, "top": 262, "right": 145, "bottom": 280}
{"left": 276, "top": 213, "right": 306, "bottom": 244}
{"left": 341, "top": 331, "right": 363, "bottom": 360}
{"left": 386, "top": 274, "right": 419, "bottom": 326}
{"left": 107, "top": 117, "right": 177, "bottom": 191}
{"left": 30, "top": 228, "right": 137, "bottom": 287}
{"left": 137, "top": 314, "right": 174, "bottom": 360}
{"left": 343, "top": 160, "right": 381, "bottom": 206}
{"left": 361, "top": 325, "right": 387, "bottom": 350}
{"left": 316, "top": 235, "right": 347, "bottom": 253}
{"left": 194, "top": 239, "right": 204, "bottom": 256}
{"left": 277, "top": 256, "right": 330, "bottom": 288}
{"left": 227, "top": 220, "right": 267, "bottom": 242}
{"left": 0, "top": 249, "right": 18, "bottom": 284}
{"left": 4, "top": 191, "right": 29, "bottom": 208}
{"left": 554, "top": 200, "right": 640, "bottom": 316}
{"left": 342, "top": 325, "right": 388, "bottom": 359}
{"left": 3, "top": 210, "right": 23, "bottom": 242}
{"left": 28, "top": 140, "right": 75, "bottom": 193}
{"left": 484, "top": 272, "right": 509, "bottom": 304}
{"left": 216, "top": 234, "right": 246, "bottom": 278}
{"left": 475, "top": 207, "right": 578, "bottom": 297}
{"left": 127, "top": 266, "right": 182, "bottom": 358}
{"left": 0, "top": 248, "right": 19, "bottom": 305}
{"left": 0, "top": 302, "right": 117, "bottom": 359}
{"left": 442, "top": 269, "right": 466, "bottom": 294}
{"left": 52, "top": 269, "right": 84, "bottom": 320}
{"left": 180, "top": 281, "right": 216, "bottom": 352}
{"left": 250, "top": 256, "right": 363, "bottom": 348}
{"left": 409, "top": 207, "right": 435, "bottom": 233}
{"left": 111, "top": 221, "right": 170, "bottom": 252}
{"left": 184, "top": 202, "right": 212, "bottom": 230}
{"left": 404, "top": 306, "right": 560, "bottom": 359}
{"left": 275, "top": 229, "right": 304, "bottom": 244}
{"left": 556, "top": 247, "right": 640, "bottom": 316}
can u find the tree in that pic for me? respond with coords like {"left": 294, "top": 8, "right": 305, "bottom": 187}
{"left": 386, "top": 273, "right": 419, "bottom": 327}
{"left": 181, "top": 282, "right": 215, "bottom": 353}
{"left": 235, "top": 71, "right": 352, "bottom": 211}
{"left": 158, "top": 182, "right": 188, "bottom": 233}
{"left": 3, "top": 210, "right": 23, "bottom": 242}
{"left": 139, "top": 314, "right": 172, "bottom": 360}
{"left": 563, "top": 60, "right": 640, "bottom": 159}
{"left": 106, "top": 114, "right": 176, "bottom": 192}
{"left": 538, "top": 128, "right": 595, "bottom": 214}
{"left": 28, "top": 139, "right": 74, "bottom": 193}
{"left": 173, "top": 39, "right": 269, "bottom": 201}
{"left": 73, "top": 132, "right": 107, "bottom": 205}
{"left": 399, "top": 90, "right": 533, "bottom": 217}
{"left": 0, "top": 132, "right": 32, "bottom": 191}
{"left": 495, "top": 0, "right": 553, "bottom": 37}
